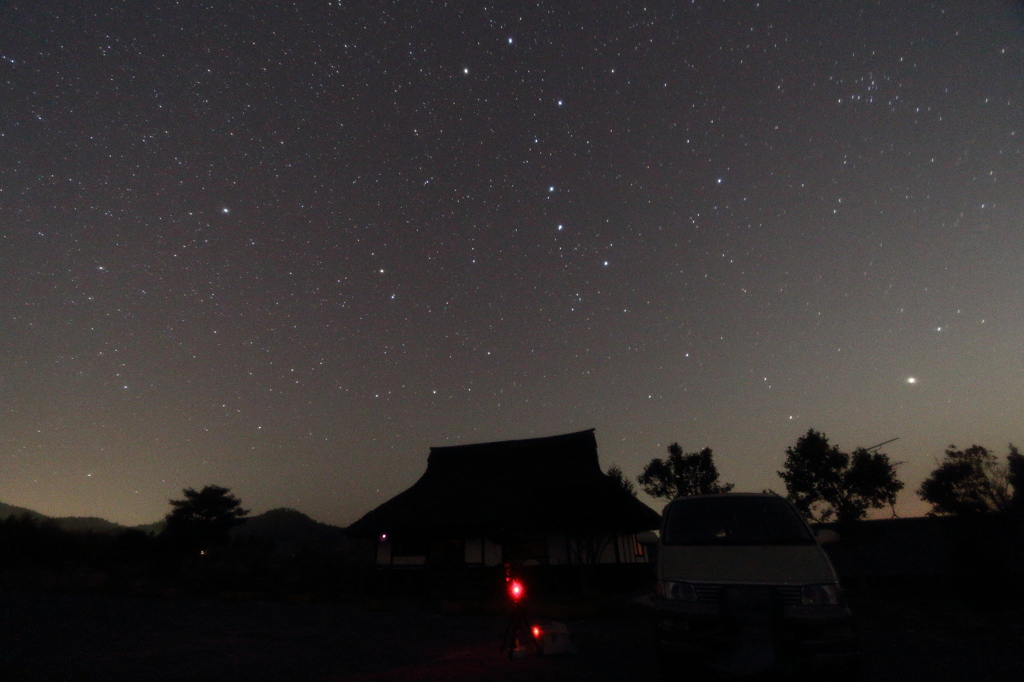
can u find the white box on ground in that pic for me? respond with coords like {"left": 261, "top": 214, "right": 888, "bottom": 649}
{"left": 536, "top": 621, "right": 576, "bottom": 655}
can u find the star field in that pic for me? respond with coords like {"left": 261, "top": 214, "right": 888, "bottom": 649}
{"left": 2, "top": 1, "right": 1023, "bottom": 525}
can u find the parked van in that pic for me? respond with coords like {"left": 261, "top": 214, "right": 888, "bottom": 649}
{"left": 655, "top": 493, "right": 858, "bottom": 679}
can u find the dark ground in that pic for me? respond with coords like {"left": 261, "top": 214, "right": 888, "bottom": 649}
{"left": 1, "top": 589, "right": 1021, "bottom": 681}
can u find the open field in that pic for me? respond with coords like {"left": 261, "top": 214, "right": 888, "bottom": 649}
{"left": 1, "top": 589, "right": 1021, "bottom": 681}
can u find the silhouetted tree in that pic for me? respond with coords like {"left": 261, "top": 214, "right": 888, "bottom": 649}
{"left": 779, "top": 429, "right": 903, "bottom": 524}
{"left": 918, "top": 445, "right": 1017, "bottom": 515}
{"left": 638, "top": 444, "right": 734, "bottom": 499}
{"left": 1008, "top": 445, "right": 1024, "bottom": 512}
{"left": 162, "top": 485, "right": 249, "bottom": 550}
{"left": 606, "top": 464, "right": 637, "bottom": 497}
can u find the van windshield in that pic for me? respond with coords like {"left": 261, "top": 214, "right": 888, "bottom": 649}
{"left": 663, "top": 496, "right": 815, "bottom": 546}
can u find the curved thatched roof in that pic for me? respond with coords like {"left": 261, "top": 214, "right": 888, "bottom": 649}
{"left": 348, "top": 429, "right": 661, "bottom": 536}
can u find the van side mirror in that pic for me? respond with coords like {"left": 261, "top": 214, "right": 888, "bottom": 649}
{"left": 814, "top": 528, "right": 841, "bottom": 545}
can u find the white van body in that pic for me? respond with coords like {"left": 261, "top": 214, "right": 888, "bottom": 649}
{"left": 655, "top": 493, "right": 858, "bottom": 678}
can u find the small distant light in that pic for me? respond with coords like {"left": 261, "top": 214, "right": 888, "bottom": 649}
{"left": 508, "top": 37, "right": 513, "bottom": 44}
{"left": 531, "top": 625, "right": 541, "bottom": 639}
{"left": 221, "top": 207, "right": 230, "bottom": 214}
{"left": 463, "top": 67, "right": 469, "bottom": 74}
{"left": 907, "top": 377, "right": 917, "bottom": 384}
{"left": 379, "top": 533, "right": 388, "bottom": 542}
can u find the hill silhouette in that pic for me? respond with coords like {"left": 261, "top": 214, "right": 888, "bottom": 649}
{"left": 231, "top": 507, "right": 349, "bottom": 552}
{"left": 0, "top": 501, "right": 47, "bottom": 523}
{"left": 49, "top": 516, "right": 126, "bottom": 534}
{"left": 1, "top": 502, "right": 131, "bottom": 533}
{"left": 0, "top": 501, "right": 345, "bottom": 546}
{"left": 0, "top": 499, "right": 159, "bottom": 536}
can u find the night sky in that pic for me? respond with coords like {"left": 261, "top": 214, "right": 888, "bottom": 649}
{"left": 2, "top": 1, "right": 1023, "bottom": 526}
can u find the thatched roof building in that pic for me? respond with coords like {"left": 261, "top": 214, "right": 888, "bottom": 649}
{"left": 349, "top": 429, "right": 661, "bottom": 567}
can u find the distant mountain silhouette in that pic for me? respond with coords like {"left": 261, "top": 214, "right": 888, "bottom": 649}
{"left": 0, "top": 502, "right": 159, "bottom": 534}
{"left": 0, "top": 501, "right": 48, "bottom": 522}
{"left": 49, "top": 516, "right": 126, "bottom": 534}
{"left": 231, "top": 507, "right": 349, "bottom": 552}
{"left": 0, "top": 501, "right": 345, "bottom": 546}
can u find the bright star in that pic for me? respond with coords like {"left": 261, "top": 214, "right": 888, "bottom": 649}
{"left": 907, "top": 377, "right": 917, "bottom": 384}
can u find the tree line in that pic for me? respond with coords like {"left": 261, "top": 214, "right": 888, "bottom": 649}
{"left": 609, "top": 429, "right": 1024, "bottom": 522}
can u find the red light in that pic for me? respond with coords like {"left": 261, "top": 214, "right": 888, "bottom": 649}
{"left": 508, "top": 579, "right": 525, "bottom": 602}
{"left": 531, "top": 625, "right": 541, "bottom": 639}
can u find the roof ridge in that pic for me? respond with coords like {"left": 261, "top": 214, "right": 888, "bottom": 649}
{"left": 428, "top": 428, "right": 596, "bottom": 454}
